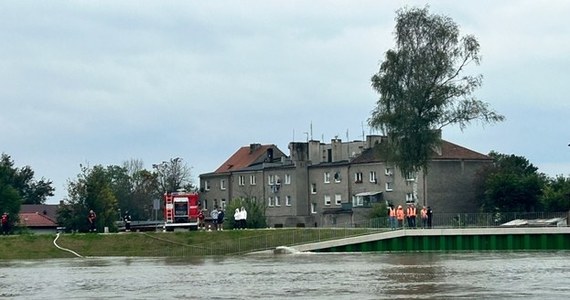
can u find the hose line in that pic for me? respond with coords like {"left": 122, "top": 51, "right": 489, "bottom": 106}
{"left": 53, "top": 233, "right": 83, "bottom": 258}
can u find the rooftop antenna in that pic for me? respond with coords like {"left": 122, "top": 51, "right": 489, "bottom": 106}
{"left": 303, "top": 132, "right": 309, "bottom": 142}
{"left": 310, "top": 121, "right": 313, "bottom": 140}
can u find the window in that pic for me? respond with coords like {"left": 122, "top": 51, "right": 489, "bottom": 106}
{"left": 311, "top": 203, "right": 316, "bottom": 214}
{"left": 324, "top": 172, "right": 331, "bottom": 183}
{"left": 406, "top": 193, "right": 415, "bottom": 202}
{"left": 385, "top": 167, "right": 393, "bottom": 176}
{"left": 385, "top": 182, "right": 393, "bottom": 191}
{"left": 220, "top": 179, "right": 226, "bottom": 190}
{"left": 204, "top": 180, "right": 210, "bottom": 191}
{"left": 268, "top": 175, "right": 275, "bottom": 185}
{"left": 275, "top": 196, "right": 280, "bottom": 207}
{"left": 238, "top": 175, "right": 245, "bottom": 186}
{"left": 268, "top": 197, "right": 274, "bottom": 207}
{"left": 311, "top": 183, "right": 317, "bottom": 194}
{"left": 334, "top": 172, "right": 341, "bottom": 183}
{"left": 369, "top": 171, "right": 377, "bottom": 183}
{"left": 324, "top": 195, "right": 331, "bottom": 206}
{"left": 250, "top": 175, "right": 257, "bottom": 185}
{"left": 284, "top": 174, "right": 291, "bottom": 185}
{"left": 352, "top": 195, "right": 363, "bottom": 207}
{"left": 335, "top": 194, "right": 342, "bottom": 206}
{"left": 354, "top": 172, "right": 363, "bottom": 183}
{"left": 405, "top": 172, "right": 417, "bottom": 181}
{"left": 286, "top": 195, "right": 292, "bottom": 206}
{"left": 221, "top": 199, "right": 226, "bottom": 210}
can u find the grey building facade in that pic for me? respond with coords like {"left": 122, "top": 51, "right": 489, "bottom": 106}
{"left": 199, "top": 135, "right": 491, "bottom": 227}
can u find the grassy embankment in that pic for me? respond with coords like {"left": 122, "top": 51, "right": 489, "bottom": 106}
{"left": 0, "top": 228, "right": 375, "bottom": 259}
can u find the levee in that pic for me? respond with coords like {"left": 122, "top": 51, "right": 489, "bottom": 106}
{"left": 289, "top": 227, "right": 570, "bottom": 252}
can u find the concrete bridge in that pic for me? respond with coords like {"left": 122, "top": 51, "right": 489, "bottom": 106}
{"left": 278, "top": 227, "right": 570, "bottom": 253}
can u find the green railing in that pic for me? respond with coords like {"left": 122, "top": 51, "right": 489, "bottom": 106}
{"left": 335, "top": 211, "right": 568, "bottom": 229}
{"left": 123, "top": 212, "right": 568, "bottom": 256}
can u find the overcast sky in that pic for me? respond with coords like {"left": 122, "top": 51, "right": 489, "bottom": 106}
{"left": 2, "top": 1, "right": 569, "bottom": 204}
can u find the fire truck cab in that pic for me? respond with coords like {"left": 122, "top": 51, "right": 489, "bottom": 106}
{"left": 163, "top": 191, "right": 200, "bottom": 231}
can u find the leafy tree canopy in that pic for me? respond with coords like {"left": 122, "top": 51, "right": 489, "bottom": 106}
{"left": 476, "top": 151, "right": 546, "bottom": 213}
{"left": 541, "top": 175, "right": 570, "bottom": 212}
{"left": 369, "top": 6, "right": 504, "bottom": 175}
{"left": 58, "top": 164, "right": 119, "bottom": 232}
{"left": 0, "top": 153, "right": 54, "bottom": 205}
{"left": 152, "top": 157, "right": 195, "bottom": 194}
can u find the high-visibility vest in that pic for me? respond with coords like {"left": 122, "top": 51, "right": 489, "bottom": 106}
{"left": 396, "top": 208, "right": 405, "bottom": 220}
{"left": 407, "top": 207, "right": 416, "bottom": 217}
{"left": 389, "top": 207, "right": 396, "bottom": 217}
{"left": 421, "top": 208, "right": 428, "bottom": 219}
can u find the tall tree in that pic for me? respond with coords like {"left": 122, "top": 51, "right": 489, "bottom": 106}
{"left": 369, "top": 6, "right": 504, "bottom": 176}
{"left": 120, "top": 159, "right": 160, "bottom": 220}
{"left": 58, "top": 164, "right": 118, "bottom": 232}
{"left": 0, "top": 153, "right": 54, "bottom": 204}
{"left": 0, "top": 168, "right": 21, "bottom": 225}
{"left": 152, "top": 157, "right": 194, "bottom": 194}
{"left": 541, "top": 175, "right": 570, "bottom": 212}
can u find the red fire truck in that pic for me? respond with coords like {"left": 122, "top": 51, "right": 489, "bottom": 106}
{"left": 163, "top": 191, "right": 200, "bottom": 231}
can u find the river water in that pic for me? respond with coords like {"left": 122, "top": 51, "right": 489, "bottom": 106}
{"left": 1, "top": 251, "right": 569, "bottom": 299}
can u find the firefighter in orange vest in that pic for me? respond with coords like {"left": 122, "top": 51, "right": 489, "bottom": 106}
{"left": 388, "top": 204, "right": 397, "bottom": 230}
{"left": 421, "top": 206, "right": 428, "bottom": 228}
{"left": 396, "top": 205, "right": 405, "bottom": 229}
{"left": 407, "top": 204, "right": 417, "bottom": 228}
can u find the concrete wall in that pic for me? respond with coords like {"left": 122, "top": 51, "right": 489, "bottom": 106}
{"left": 426, "top": 160, "right": 490, "bottom": 213}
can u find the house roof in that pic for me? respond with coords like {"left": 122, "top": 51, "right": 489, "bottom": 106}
{"left": 214, "top": 144, "right": 284, "bottom": 173}
{"left": 351, "top": 139, "right": 490, "bottom": 164}
{"left": 437, "top": 140, "right": 490, "bottom": 160}
{"left": 21, "top": 204, "right": 59, "bottom": 221}
{"left": 18, "top": 212, "right": 58, "bottom": 227}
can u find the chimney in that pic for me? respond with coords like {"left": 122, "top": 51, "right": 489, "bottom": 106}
{"left": 249, "top": 143, "right": 261, "bottom": 153}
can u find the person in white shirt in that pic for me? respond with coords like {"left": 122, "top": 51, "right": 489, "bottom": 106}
{"left": 240, "top": 207, "right": 247, "bottom": 229}
{"left": 234, "top": 208, "right": 242, "bottom": 229}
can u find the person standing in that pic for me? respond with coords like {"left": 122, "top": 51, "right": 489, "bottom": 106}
{"left": 407, "top": 204, "right": 417, "bottom": 229}
{"left": 421, "top": 206, "right": 428, "bottom": 228}
{"left": 87, "top": 210, "right": 97, "bottom": 232}
{"left": 388, "top": 204, "right": 397, "bottom": 230}
{"left": 197, "top": 207, "right": 205, "bottom": 230}
{"left": 123, "top": 211, "right": 132, "bottom": 232}
{"left": 396, "top": 205, "right": 405, "bottom": 229}
{"left": 233, "top": 208, "right": 242, "bottom": 229}
{"left": 210, "top": 206, "right": 219, "bottom": 231}
{"left": 1, "top": 212, "right": 9, "bottom": 235}
{"left": 217, "top": 208, "right": 225, "bottom": 231}
{"left": 427, "top": 206, "right": 433, "bottom": 229}
{"left": 240, "top": 206, "right": 247, "bottom": 229}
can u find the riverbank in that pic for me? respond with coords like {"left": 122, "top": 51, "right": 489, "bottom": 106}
{"left": 0, "top": 228, "right": 373, "bottom": 259}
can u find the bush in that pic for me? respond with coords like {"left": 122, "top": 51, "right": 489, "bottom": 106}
{"left": 226, "top": 197, "right": 267, "bottom": 229}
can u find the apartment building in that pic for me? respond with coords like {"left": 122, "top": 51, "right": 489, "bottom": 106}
{"left": 199, "top": 135, "right": 491, "bottom": 227}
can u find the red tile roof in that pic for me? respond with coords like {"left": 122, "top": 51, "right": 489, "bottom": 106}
{"left": 351, "top": 139, "right": 490, "bottom": 164}
{"left": 436, "top": 140, "right": 490, "bottom": 160}
{"left": 19, "top": 212, "right": 58, "bottom": 227}
{"left": 215, "top": 144, "right": 283, "bottom": 173}
{"left": 21, "top": 204, "right": 59, "bottom": 221}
